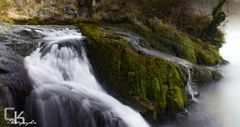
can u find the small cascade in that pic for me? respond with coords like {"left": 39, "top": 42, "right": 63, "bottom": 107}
{"left": 186, "top": 67, "right": 198, "bottom": 102}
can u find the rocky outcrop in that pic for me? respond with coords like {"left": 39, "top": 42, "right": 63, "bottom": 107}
{"left": 10, "top": 0, "right": 95, "bottom": 20}
{"left": 114, "top": 19, "right": 225, "bottom": 66}
{"left": 0, "top": 39, "right": 34, "bottom": 126}
{"left": 0, "top": 46, "right": 33, "bottom": 110}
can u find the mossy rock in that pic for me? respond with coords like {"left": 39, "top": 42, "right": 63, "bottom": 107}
{"left": 195, "top": 44, "right": 223, "bottom": 65}
{"left": 75, "top": 22, "right": 188, "bottom": 121}
{"left": 191, "top": 65, "right": 222, "bottom": 84}
{"left": 113, "top": 19, "right": 224, "bottom": 66}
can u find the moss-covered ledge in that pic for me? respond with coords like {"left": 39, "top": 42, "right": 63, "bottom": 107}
{"left": 75, "top": 22, "right": 190, "bottom": 121}
{"left": 72, "top": 18, "right": 224, "bottom": 122}
{"left": 111, "top": 19, "right": 225, "bottom": 66}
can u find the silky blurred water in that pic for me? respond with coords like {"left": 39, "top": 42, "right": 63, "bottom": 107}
{"left": 161, "top": 1, "right": 240, "bottom": 127}
{"left": 201, "top": 6, "right": 240, "bottom": 126}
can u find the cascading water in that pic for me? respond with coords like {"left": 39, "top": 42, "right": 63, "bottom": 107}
{"left": 21, "top": 26, "right": 149, "bottom": 127}
{"left": 186, "top": 68, "right": 198, "bottom": 102}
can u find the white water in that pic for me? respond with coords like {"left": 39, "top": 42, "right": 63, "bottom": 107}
{"left": 23, "top": 26, "right": 149, "bottom": 127}
{"left": 186, "top": 68, "right": 198, "bottom": 102}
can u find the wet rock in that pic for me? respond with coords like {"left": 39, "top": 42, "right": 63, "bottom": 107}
{"left": 0, "top": 27, "right": 40, "bottom": 56}
{"left": 6, "top": 43, "right": 36, "bottom": 57}
{"left": 0, "top": 45, "right": 33, "bottom": 111}
{"left": 24, "top": 0, "right": 86, "bottom": 20}
{"left": 191, "top": 65, "right": 222, "bottom": 84}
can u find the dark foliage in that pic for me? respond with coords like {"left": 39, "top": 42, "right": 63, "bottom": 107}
{"left": 202, "top": 0, "right": 226, "bottom": 47}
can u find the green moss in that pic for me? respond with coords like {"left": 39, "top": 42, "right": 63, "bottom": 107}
{"left": 77, "top": 22, "right": 188, "bottom": 120}
{"left": 197, "top": 50, "right": 217, "bottom": 65}
{"left": 116, "top": 19, "right": 223, "bottom": 66}
{"left": 179, "top": 36, "right": 197, "bottom": 63}
{"left": 26, "top": 18, "right": 40, "bottom": 25}
{"left": 115, "top": 22, "right": 172, "bottom": 57}
{"left": 15, "top": 18, "right": 99, "bottom": 25}
{"left": 166, "top": 86, "right": 186, "bottom": 113}
{"left": 115, "top": 20, "right": 198, "bottom": 63}
{"left": 193, "top": 38, "right": 223, "bottom": 65}
{"left": 212, "top": 70, "right": 223, "bottom": 81}
{"left": 70, "top": 18, "right": 100, "bottom": 24}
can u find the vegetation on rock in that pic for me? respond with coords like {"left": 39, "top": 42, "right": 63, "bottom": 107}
{"left": 72, "top": 19, "right": 223, "bottom": 121}
{"left": 0, "top": 0, "right": 13, "bottom": 23}
{"left": 202, "top": 0, "right": 226, "bottom": 48}
{"left": 112, "top": 19, "right": 224, "bottom": 66}
{"left": 75, "top": 22, "right": 188, "bottom": 121}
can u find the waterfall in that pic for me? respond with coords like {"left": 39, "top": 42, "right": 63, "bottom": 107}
{"left": 22, "top": 26, "right": 149, "bottom": 127}
{"left": 186, "top": 67, "right": 198, "bottom": 102}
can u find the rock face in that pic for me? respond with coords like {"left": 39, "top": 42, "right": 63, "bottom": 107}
{"left": 6, "top": 0, "right": 189, "bottom": 22}
{"left": 0, "top": 28, "right": 39, "bottom": 56}
{"left": 0, "top": 46, "right": 33, "bottom": 111}
{"left": 12, "top": 0, "right": 94, "bottom": 20}
{"left": 0, "top": 28, "right": 35, "bottom": 125}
